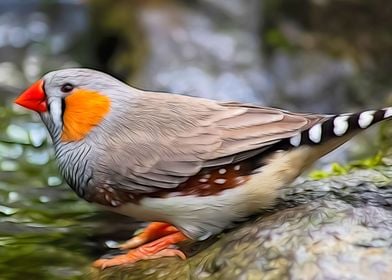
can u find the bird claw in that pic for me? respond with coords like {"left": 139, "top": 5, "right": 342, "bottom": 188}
{"left": 118, "top": 222, "right": 179, "bottom": 250}
{"left": 93, "top": 248, "right": 186, "bottom": 269}
{"left": 93, "top": 231, "right": 188, "bottom": 269}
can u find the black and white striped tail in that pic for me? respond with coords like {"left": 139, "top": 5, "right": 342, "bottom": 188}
{"left": 288, "top": 107, "right": 392, "bottom": 147}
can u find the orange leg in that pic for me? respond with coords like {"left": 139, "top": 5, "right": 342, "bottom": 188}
{"left": 93, "top": 231, "right": 188, "bottom": 269}
{"left": 119, "top": 222, "right": 180, "bottom": 250}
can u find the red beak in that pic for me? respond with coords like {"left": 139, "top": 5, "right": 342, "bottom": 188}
{"left": 15, "top": 80, "right": 47, "bottom": 112}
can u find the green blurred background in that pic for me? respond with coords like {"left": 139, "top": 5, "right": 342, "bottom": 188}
{"left": 0, "top": 0, "right": 391, "bottom": 279}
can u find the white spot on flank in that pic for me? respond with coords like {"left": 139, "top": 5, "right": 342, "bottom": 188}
{"left": 214, "top": 178, "right": 226, "bottom": 184}
{"left": 110, "top": 200, "right": 121, "bottom": 207}
{"left": 203, "top": 174, "right": 211, "bottom": 179}
{"left": 218, "top": 168, "right": 226, "bottom": 175}
{"left": 308, "top": 124, "right": 322, "bottom": 143}
{"left": 199, "top": 178, "right": 208, "bottom": 183}
{"left": 358, "top": 111, "right": 375, "bottom": 128}
{"left": 384, "top": 108, "right": 392, "bottom": 118}
{"left": 333, "top": 115, "right": 349, "bottom": 136}
{"left": 289, "top": 134, "right": 301, "bottom": 147}
{"left": 234, "top": 165, "right": 241, "bottom": 171}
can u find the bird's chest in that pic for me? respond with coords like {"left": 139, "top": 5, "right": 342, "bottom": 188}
{"left": 54, "top": 142, "right": 93, "bottom": 198}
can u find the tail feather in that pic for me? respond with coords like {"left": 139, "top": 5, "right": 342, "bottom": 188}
{"left": 289, "top": 107, "right": 392, "bottom": 148}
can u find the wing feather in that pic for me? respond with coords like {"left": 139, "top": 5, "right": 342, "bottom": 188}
{"left": 95, "top": 94, "right": 327, "bottom": 193}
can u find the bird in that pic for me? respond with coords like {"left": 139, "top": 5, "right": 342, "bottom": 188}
{"left": 14, "top": 68, "right": 392, "bottom": 269}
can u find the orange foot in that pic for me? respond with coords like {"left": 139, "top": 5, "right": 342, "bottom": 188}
{"left": 93, "top": 224, "right": 188, "bottom": 269}
{"left": 119, "top": 222, "right": 180, "bottom": 250}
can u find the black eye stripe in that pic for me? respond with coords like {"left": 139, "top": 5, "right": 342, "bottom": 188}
{"left": 61, "top": 98, "right": 66, "bottom": 119}
{"left": 61, "top": 83, "right": 74, "bottom": 93}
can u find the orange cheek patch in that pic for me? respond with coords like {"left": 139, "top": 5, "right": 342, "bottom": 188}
{"left": 62, "top": 89, "right": 110, "bottom": 141}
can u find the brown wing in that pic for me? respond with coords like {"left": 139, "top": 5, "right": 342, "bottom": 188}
{"left": 96, "top": 94, "right": 328, "bottom": 194}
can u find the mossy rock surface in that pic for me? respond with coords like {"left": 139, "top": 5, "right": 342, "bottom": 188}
{"left": 89, "top": 166, "right": 392, "bottom": 280}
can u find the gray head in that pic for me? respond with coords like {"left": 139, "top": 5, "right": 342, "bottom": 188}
{"left": 15, "top": 68, "right": 138, "bottom": 142}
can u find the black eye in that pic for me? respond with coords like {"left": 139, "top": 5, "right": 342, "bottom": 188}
{"left": 61, "top": 83, "right": 74, "bottom": 93}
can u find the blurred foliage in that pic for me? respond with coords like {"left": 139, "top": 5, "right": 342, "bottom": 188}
{"left": 88, "top": 0, "right": 148, "bottom": 81}
{"left": 309, "top": 152, "right": 385, "bottom": 180}
{"left": 263, "top": 0, "right": 392, "bottom": 64}
{"left": 0, "top": 105, "right": 94, "bottom": 279}
{"left": 262, "top": 0, "right": 392, "bottom": 107}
